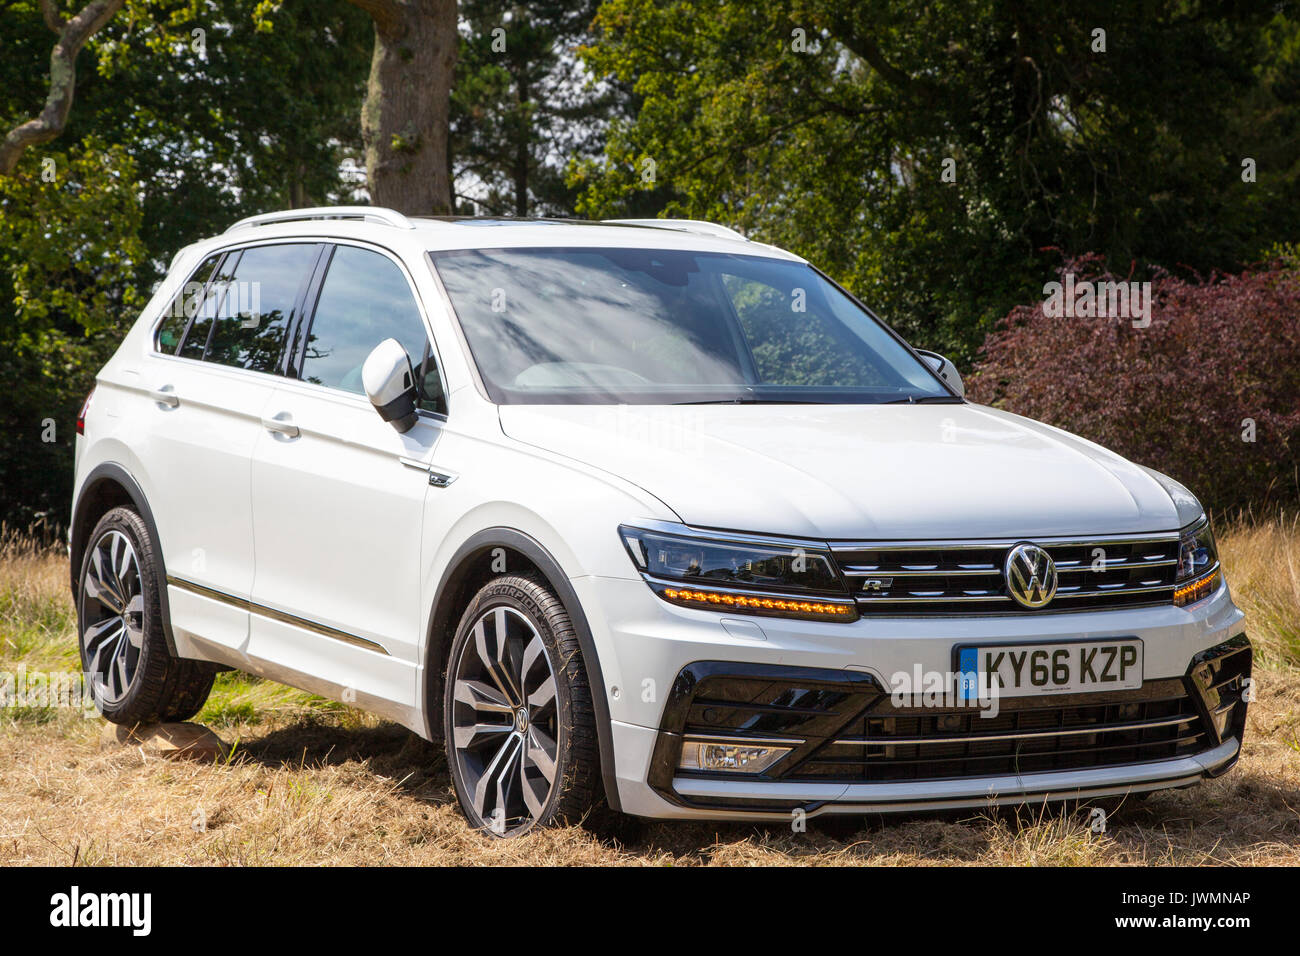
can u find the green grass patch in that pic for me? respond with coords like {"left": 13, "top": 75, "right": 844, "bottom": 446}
{"left": 199, "top": 670, "right": 340, "bottom": 727}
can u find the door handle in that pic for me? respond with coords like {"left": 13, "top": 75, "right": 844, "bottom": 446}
{"left": 261, "top": 412, "right": 300, "bottom": 438}
{"left": 150, "top": 384, "right": 179, "bottom": 408}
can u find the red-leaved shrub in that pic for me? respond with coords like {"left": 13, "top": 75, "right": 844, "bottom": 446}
{"left": 968, "top": 255, "right": 1300, "bottom": 514}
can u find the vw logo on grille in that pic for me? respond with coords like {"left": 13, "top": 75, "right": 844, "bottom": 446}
{"left": 1004, "top": 542, "right": 1058, "bottom": 608}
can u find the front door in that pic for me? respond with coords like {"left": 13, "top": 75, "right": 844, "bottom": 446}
{"left": 248, "top": 243, "right": 448, "bottom": 725}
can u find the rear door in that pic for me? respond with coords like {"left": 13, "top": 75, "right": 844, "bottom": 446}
{"left": 144, "top": 242, "right": 322, "bottom": 653}
{"left": 247, "top": 242, "right": 448, "bottom": 723}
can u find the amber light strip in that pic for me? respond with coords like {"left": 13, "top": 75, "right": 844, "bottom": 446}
{"left": 1173, "top": 568, "right": 1221, "bottom": 607}
{"left": 662, "top": 586, "right": 854, "bottom": 616}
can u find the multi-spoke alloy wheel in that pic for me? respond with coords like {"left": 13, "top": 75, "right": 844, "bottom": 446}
{"left": 81, "top": 529, "right": 144, "bottom": 705}
{"left": 451, "top": 605, "right": 559, "bottom": 833}
{"left": 76, "top": 506, "right": 216, "bottom": 724}
{"left": 444, "top": 573, "right": 600, "bottom": 837}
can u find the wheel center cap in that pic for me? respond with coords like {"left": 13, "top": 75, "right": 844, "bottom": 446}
{"left": 514, "top": 707, "right": 529, "bottom": 733}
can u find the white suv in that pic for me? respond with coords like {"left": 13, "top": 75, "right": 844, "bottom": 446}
{"left": 71, "top": 207, "right": 1251, "bottom": 836}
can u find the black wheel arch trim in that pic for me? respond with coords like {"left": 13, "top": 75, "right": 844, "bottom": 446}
{"left": 424, "top": 526, "right": 621, "bottom": 812}
{"left": 70, "top": 462, "right": 179, "bottom": 656}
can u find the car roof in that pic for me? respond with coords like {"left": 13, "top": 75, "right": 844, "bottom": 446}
{"left": 172, "top": 208, "right": 805, "bottom": 269}
{"left": 413, "top": 217, "right": 801, "bottom": 258}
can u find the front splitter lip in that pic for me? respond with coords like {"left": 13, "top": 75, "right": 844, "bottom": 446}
{"left": 666, "top": 737, "right": 1240, "bottom": 820}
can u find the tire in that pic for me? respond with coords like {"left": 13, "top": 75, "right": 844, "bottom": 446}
{"left": 76, "top": 506, "right": 216, "bottom": 725}
{"left": 443, "top": 572, "right": 600, "bottom": 837}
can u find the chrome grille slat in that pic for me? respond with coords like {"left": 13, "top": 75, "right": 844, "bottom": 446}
{"left": 833, "top": 534, "right": 1181, "bottom": 614}
{"left": 1053, "top": 583, "right": 1174, "bottom": 598}
{"left": 832, "top": 532, "right": 1180, "bottom": 549}
{"left": 833, "top": 713, "right": 1198, "bottom": 747}
{"left": 841, "top": 567, "right": 1001, "bottom": 578}
{"left": 855, "top": 594, "right": 1014, "bottom": 604}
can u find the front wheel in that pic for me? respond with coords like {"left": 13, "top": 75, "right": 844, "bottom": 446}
{"left": 444, "top": 573, "right": 600, "bottom": 837}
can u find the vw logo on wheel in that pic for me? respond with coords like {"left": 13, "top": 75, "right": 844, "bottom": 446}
{"left": 1004, "top": 542, "right": 1058, "bottom": 608}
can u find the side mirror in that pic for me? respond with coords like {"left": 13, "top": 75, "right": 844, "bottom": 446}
{"left": 362, "top": 338, "right": 419, "bottom": 432}
{"left": 916, "top": 349, "right": 965, "bottom": 397}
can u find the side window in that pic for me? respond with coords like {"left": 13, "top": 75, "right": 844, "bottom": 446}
{"left": 301, "top": 245, "right": 445, "bottom": 413}
{"left": 204, "top": 243, "right": 321, "bottom": 373}
{"left": 178, "top": 253, "right": 239, "bottom": 361}
{"left": 720, "top": 274, "right": 890, "bottom": 388}
{"left": 155, "top": 254, "right": 220, "bottom": 354}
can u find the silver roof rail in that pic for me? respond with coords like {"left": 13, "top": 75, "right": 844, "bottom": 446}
{"left": 225, "top": 206, "right": 415, "bottom": 233}
{"left": 602, "top": 218, "right": 747, "bottom": 241}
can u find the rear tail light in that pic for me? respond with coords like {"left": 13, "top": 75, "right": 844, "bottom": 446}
{"left": 76, "top": 387, "right": 95, "bottom": 436}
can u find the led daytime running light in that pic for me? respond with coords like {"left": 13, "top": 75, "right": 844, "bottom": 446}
{"left": 1174, "top": 568, "right": 1220, "bottom": 607}
{"left": 662, "top": 586, "right": 853, "bottom": 617}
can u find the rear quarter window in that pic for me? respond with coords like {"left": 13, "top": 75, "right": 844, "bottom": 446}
{"left": 154, "top": 254, "right": 219, "bottom": 354}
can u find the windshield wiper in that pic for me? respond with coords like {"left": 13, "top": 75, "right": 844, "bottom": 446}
{"left": 884, "top": 395, "right": 965, "bottom": 404}
{"left": 672, "top": 397, "right": 824, "bottom": 405}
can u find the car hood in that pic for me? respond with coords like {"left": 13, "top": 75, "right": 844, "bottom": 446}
{"left": 497, "top": 403, "right": 1183, "bottom": 541}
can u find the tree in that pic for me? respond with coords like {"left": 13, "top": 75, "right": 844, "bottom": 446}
{"left": 347, "top": 0, "right": 459, "bottom": 214}
{"left": 0, "top": 0, "right": 124, "bottom": 175}
{"left": 572, "top": 0, "right": 1298, "bottom": 364}
{"left": 452, "top": 0, "right": 610, "bottom": 216}
{"left": 100, "top": 0, "right": 372, "bottom": 266}
{"left": 0, "top": 142, "right": 145, "bottom": 528}
{"left": 0, "top": 0, "right": 372, "bottom": 526}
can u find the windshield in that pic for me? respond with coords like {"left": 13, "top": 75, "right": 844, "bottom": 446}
{"left": 428, "top": 247, "right": 953, "bottom": 405}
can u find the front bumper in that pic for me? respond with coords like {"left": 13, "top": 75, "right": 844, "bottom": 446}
{"left": 574, "top": 573, "right": 1251, "bottom": 819}
{"left": 623, "top": 727, "right": 1240, "bottom": 819}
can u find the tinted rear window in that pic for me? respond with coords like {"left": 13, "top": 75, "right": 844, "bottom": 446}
{"left": 155, "top": 254, "right": 219, "bottom": 354}
{"left": 204, "top": 243, "right": 321, "bottom": 373}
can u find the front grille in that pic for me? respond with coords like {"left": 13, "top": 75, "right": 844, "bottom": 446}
{"left": 833, "top": 534, "right": 1181, "bottom": 614}
{"left": 789, "top": 680, "right": 1205, "bottom": 782}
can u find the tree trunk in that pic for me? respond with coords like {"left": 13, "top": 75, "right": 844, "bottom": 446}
{"left": 348, "top": 0, "right": 458, "bottom": 215}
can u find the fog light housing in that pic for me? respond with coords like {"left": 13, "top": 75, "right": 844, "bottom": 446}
{"left": 678, "top": 739, "right": 792, "bottom": 773}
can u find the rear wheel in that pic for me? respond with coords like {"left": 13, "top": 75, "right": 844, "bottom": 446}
{"left": 77, "top": 506, "right": 215, "bottom": 725}
{"left": 444, "top": 573, "right": 600, "bottom": 837}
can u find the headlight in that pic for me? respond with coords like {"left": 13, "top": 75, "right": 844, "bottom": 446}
{"left": 619, "top": 524, "right": 857, "bottom": 621}
{"left": 1174, "top": 516, "right": 1221, "bottom": 607}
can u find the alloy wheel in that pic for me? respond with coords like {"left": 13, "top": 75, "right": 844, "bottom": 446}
{"left": 80, "top": 529, "right": 144, "bottom": 705}
{"left": 450, "top": 605, "right": 560, "bottom": 834}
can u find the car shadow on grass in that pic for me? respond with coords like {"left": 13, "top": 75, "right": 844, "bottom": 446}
{"left": 235, "top": 715, "right": 454, "bottom": 806}
{"left": 230, "top": 715, "right": 1300, "bottom": 863}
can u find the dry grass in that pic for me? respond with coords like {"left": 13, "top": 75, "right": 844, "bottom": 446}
{"left": 1218, "top": 514, "right": 1300, "bottom": 667}
{"left": 1, "top": 521, "right": 1297, "bottom": 866}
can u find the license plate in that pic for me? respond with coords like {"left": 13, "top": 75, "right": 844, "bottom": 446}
{"left": 957, "top": 639, "right": 1143, "bottom": 698}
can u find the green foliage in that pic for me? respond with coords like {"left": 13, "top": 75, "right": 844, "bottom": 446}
{"left": 0, "top": 144, "right": 145, "bottom": 525}
{"left": 0, "top": 142, "right": 146, "bottom": 338}
{"left": 4, "top": 0, "right": 1299, "bottom": 523}
{"left": 572, "top": 0, "right": 1300, "bottom": 365}
{"left": 86, "top": 0, "right": 372, "bottom": 276}
{"left": 0, "top": 0, "right": 370, "bottom": 525}
{"left": 453, "top": 0, "right": 617, "bottom": 215}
